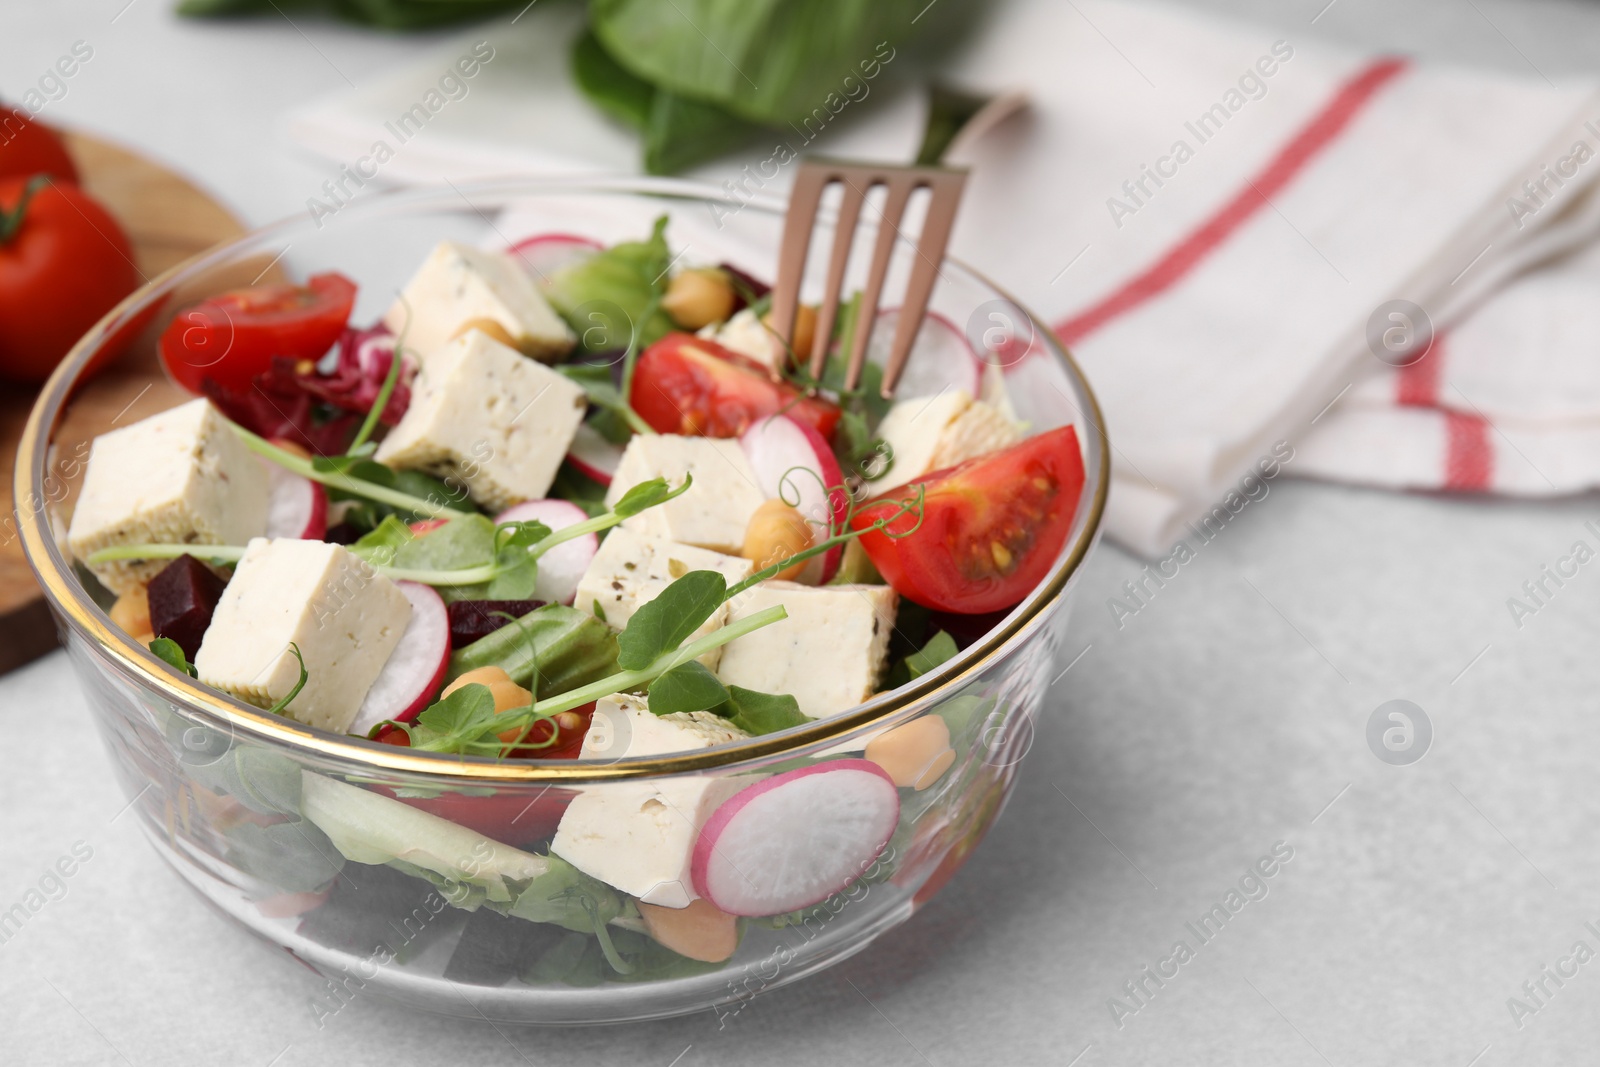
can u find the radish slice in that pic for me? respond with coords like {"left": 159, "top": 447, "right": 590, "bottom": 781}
{"left": 692, "top": 760, "right": 900, "bottom": 916}
{"left": 495, "top": 499, "right": 595, "bottom": 606}
{"left": 350, "top": 580, "right": 450, "bottom": 734}
{"left": 868, "top": 309, "right": 983, "bottom": 398}
{"left": 506, "top": 233, "right": 603, "bottom": 283}
{"left": 263, "top": 464, "right": 327, "bottom": 541}
{"left": 566, "top": 422, "right": 623, "bottom": 486}
{"left": 739, "top": 414, "right": 848, "bottom": 583}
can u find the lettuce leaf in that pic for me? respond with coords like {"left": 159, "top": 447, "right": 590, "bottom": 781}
{"left": 588, "top": 0, "right": 977, "bottom": 126}
{"left": 544, "top": 216, "right": 675, "bottom": 350}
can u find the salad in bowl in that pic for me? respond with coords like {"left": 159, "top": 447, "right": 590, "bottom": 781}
{"left": 16, "top": 179, "right": 1106, "bottom": 1023}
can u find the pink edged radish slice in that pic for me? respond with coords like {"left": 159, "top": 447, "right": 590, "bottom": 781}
{"left": 868, "top": 308, "right": 982, "bottom": 398}
{"left": 739, "top": 414, "right": 848, "bottom": 584}
{"left": 507, "top": 232, "right": 603, "bottom": 283}
{"left": 350, "top": 580, "right": 450, "bottom": 734}
{"left": 263, "top": 462, "right": 327, "bottom": 541}
{"left": 692, "top": 759, "right": 900, "bottom": 917}
{"left": 566, "top": 422, "right": 623, "bottom": 486}
{"left": 495, "top": 499, "right": 595, "bottom": 606}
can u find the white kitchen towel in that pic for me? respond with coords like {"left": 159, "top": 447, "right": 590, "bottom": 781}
{"left": 286, "top": 0, "right": 1600, "bottom": 557}
{"left": 1296, "top": 228, "right": 1600, "bottom": 496}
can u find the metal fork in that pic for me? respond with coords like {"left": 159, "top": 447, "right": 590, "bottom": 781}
{"left": 767, "top": 158, "right": 969, "bottom": 399}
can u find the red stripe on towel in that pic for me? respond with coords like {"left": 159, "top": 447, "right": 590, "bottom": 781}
{"left": 1054, "top": 57, "right": 1412, "bottom": 346}
{"left": 1396, "top": 334, "right": 1444, "bottom": 406}
{"left": 1443, "top": 410, "right": 1493, "bottom": 490}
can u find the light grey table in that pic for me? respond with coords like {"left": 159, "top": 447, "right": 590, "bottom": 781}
{"left": 7, "top": 1, "right": 1600, "bottom": 1063}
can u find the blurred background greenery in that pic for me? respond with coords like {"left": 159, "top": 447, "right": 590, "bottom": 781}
{"left": 176, "top": 0, "right": 987, "bottom": 173}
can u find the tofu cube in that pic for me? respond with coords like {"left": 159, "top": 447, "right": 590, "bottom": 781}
{"left": 606, "top": 434, "right": 765, "bottom": 554}
{"left": 573, "top": 527, "right": 753, "bottom": 669}
{"left": 872, "top": 391, "right": 1023, "bottom": 494}
{"left": 717, "top": 581, "right": 898, "bottom": 720}
{"left": 696, "top": 307, "right": 779, "bottom": 369}
{"left": 551, "top": 694, "right": 752, "bottom": 907}
{"left": 383, "top": 240, "right": 575, "bottom": 364}
{"left": 67, "top": 398, "right": 270, "bottom": 595}
{"left": 375, "top": 328, "right": 587, "bottom": 510}
{"left": 195, "top": 538, "right": 412, "bottom": 733}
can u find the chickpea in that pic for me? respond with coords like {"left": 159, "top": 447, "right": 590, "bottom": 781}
{"left": 443, "top": 667, "right": 535, "bottom": 744}
{"left": 443, "top": 665, "right": 532, "bottom": 717}
{"left": 662, "top": 269, "right": 737, "bottom": 330}
{"left": 742, "top": 499, "right": 814, "bottom": 581}
{"left": 762, "top": 303, "right": 817, "bottom": 363}
{"left": 865, "top": 716, "right": 956, "bottom": 790}
{"left": 110, "top": 585, "right": 151, "bottom": 637}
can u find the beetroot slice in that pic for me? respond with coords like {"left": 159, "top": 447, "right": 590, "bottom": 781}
{"left": 447, "top": 599, "right": 545, "bottom": 648}
{"left": 148, "top": 555, "right": 228, "bottom": 660}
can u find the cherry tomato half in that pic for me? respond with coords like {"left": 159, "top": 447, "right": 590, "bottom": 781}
{"left": 371, "top": 702, "right": 596, "bottom": 843}
{"left": 0, "top": 108, "right": 78, "bottom": 184}
{"left": 158, "top": 272, "right": 356, "bottom": 394}
{"left": 0, "top": 176, "right": 138, "bottom": 384}
{"left": 629, "top": 332, "right": 841, "bottom": 440}
{"left": 850, "top": 426, "right": 1086, "bottom": 614}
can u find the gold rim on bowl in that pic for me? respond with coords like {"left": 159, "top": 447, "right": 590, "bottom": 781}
{"left": 14, "top": 177, "right": 1110, "bottom": 782}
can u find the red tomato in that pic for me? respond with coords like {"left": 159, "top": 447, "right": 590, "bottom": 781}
{"left": 158, "top": 272, "right": 356, "bottom": 394}
{"left": 0, "top": 109, "right": 78, "bottom": 184}
{"left": 630, "top": 332, "right": 841, "bottom": 440}
{"left": 850, "top": 426, "right": 1086, "bottom": 614}
{"left": 370, "top": 702, "right": 595, "bottom": 844}
{"left": 0, "top": 176, "right": 138, "bottom": 384}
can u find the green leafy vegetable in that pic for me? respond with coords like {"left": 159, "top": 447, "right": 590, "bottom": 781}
{"left": 571, "top": 28, "right": 654, "bottom": 129}
{"left": 392, "top": 682, "right": 560, "bottom": 757}
{"left": 611, "top": 475, "right": 690, "bottom": 520}
{"left": 487, "top": 520, "right": 553, "bottom": 600}
{"left": 232, "top": 424, "right": 471, "bottom": 521}
{"left": 299, "top": 771, "right": 551, "bottom": 904}
{"left": 572, "top": 29, "right": 771, "bottom": 175}
{"left": 646, "top": 660, "right": 730, "bottom": 715}
{"left": 547, "top": 461, "right": 610, "bottom": 518}
{"left": 615, "top": 569, "right": 726, "bottom": 670}
{"left": 713, "top": 685, "right": 809, "bottom": 736}
{"left": 347, "top": 295, "right": 412, "bottom": 455}
{"left": 178, "top": 0, "right": 524, "bottom": 29}
{"left": 544, "top": 216, "right": 674, "bottom": 353}
{"left": 644, "top": 90, "right": 772, "bottom": 177}
{"left": 448, "top": 603, "right": 621, "bottom": 698}
{"left": 523, "top": 930, "right": 607, "bottom": 987}
{"left": 264, "top": 644, "right": 309, "bottom": 715}
{"left": 557, "top": 363, "right": 653, "bottom": 438}
{"left": 225, "top": 819, "right": 345, "bottom": 894}
{"left": 589, "top": 0, "right": 953, "bottom": 126}
{"left": 149, "top": 637, "right": 197, "bottom": 677}
{"left": 887, "top": 629, "right": 958, "bottom": 688}
{"left": 915, "top": 83, "right": 998, "bottom": 166}
{"left": 504, "top": 854, "right": 622, "bottom": 934}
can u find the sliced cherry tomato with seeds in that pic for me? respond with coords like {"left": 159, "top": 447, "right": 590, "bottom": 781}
{"left": 850, "top": 426, "right": 1086, "bottom": 614}
{"left": 629, "top": 332, "right": 841, "bottom": 440}
{"left": 158, "top": 272, "right": 357, "bottom": 394}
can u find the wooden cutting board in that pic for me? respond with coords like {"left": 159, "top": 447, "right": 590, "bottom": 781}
{"left": 0, "top": 132, "right": 245, "bottom": 674}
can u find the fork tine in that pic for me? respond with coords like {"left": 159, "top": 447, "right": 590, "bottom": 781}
{"left": 807, "top": 174, "right": 872, "bottom": 384}
{"left": 769, "top": 162, "right": 831, "bottom": 375}
{"left": 880, "top": 169, "right": 967, "bottom": 397}
{"left": 843, "top": 175, "right": 917, "bottom": 393}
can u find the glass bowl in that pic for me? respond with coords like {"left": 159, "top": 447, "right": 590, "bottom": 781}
{"left": 14, "top": 178, "right": 1108, "bottom": 1024}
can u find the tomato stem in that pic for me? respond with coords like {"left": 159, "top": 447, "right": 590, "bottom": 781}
{"left": 0, "top": 174, "right": 51, "bottom": 246}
